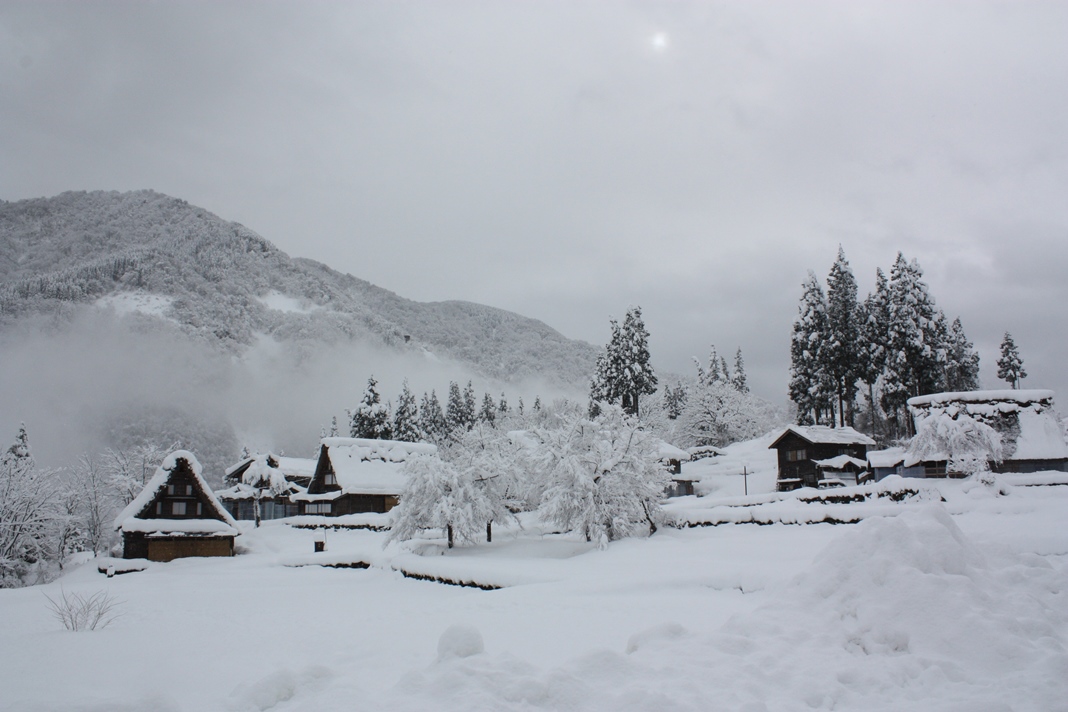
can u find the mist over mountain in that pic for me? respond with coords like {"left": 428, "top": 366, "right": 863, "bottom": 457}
{"left": 0, "top": 190, "right": 598, "bottom": 478}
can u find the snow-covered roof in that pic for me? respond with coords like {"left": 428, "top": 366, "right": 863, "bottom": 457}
{"left": 294, "top": 438, "right": 437, "bottom": 500}
{"left": 1010, "top": 410, "right": 1068, "bottom": 460}
{"left": 118, "top": 518, "right": 238, "bottom": 537}
{"left": 867, "top": 448, "right": 906, "bottom": 469}
{"left": 215, "top": 482, "right": 306, "bottom": 501}
{"left": 225, "top": 454, "right": 317, "bottom": 482}
{"left": 657, "top": 442, "right": 691, "bottom": 461}
{"left": 687, "top": 445, "right": 726, "bottom": 457}
{"left": 770, "top": 425, "right": 876, "bottom": 448}
{"left": 907, "top": 389, "right": 1055, "bottom": 408}
{"left": 113, "top": 450, "right": 238, "bottom": 531}
{"left": 319, "top": 437, "right": 437, "bottom": 462}
{"left": 813, "top": 455, "right": 869, "bottom": 471}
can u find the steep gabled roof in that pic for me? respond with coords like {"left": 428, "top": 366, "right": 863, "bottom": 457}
{"left": 113, "top": 450, "right": 238, "bottom": 533}
{"left": 768, "top": 425, "right": 876, "bottom": 449}
{"left": 294, "top": 437, "right": 438, "bottom": 500}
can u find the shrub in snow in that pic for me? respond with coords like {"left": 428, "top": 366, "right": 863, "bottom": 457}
{"left": 44, "top": 589, "right": 122, "bottom": 631}
{"left": 437, "top": 624, "right": 484, "bottom": 661}
{"left": 532, "top": 405, "right": 670, "bottom": 549}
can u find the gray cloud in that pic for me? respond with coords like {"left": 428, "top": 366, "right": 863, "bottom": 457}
{"left": 2, "top": 1, "right": 1067, "bottom": 403}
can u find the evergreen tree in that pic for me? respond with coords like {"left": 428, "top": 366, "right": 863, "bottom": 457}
{"left": 0, "top": 425, "right": 54, "bottom": 586}
{"left": 731, "top": 348, "right": 749, "bottom": 393}
{"left": 329, "top": 416, "right": 339, "bottom": 437}
{"left": 997, "top": 332, "right": 1027, "bottom": 389}
{"left": 857, "top": 268, "right": 890, "bottom": 438}
{"left": 882, "top": 254, "right": 944, "bottom": 435}
{"left": 824, "top": 247, "right": 861, "bottom": 427}
{"left": 393, "top": 380, "right": 422, "bottom": 443}
{"left": 589, "top": 307, "right": 658, "bottom": 418}
{"left": 663, "top": 382, "right": 687, "bottom": 420}
{"left": 497, "top": 393, "right": 509, "bottom": 417}
{"left": 789, "top": 271, "right": 832, "bottom": 425}
{"left": 479, "top": 393, "right": 497, "bottom": 426}
{"left": 462, "top": 381, "right": 477, "bottom": 427}
{"left": 517, "top": 397, "right": 525, "bottom": 416}
{"left": 445, "top": 381, "right": 465, "bottom": 435}
{"left": 533, "top": 396, "right": 542, "bottom": 412}
{"left": 944, "top": 318, "right": 981, "bottom": 392}
{"left": 351, "top": 376, "right": 392, "bottom": 440}
{"left": 418, "top": 390, "right": 448, "bottom": 445}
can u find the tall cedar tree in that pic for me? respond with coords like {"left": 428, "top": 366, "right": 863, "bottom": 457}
{"left": 445, "top": 381, "right": 465, "bottom": 435}
{"left": 480, "top": 393, "right": 497, "bottom": 425}
{"left": 418, "top": 390, "right": 448, "bottom": 445}
{"left": 789, "top": 271, "right": 832, "bottom": 425}
{"left": 392, "top": 380, "right": 422, "bottom": 443}
{"left": 882, "top": 254, "right": 944, "bottom": 435}
{"left": 857, "top": 268, "right": 890, "bottom": 438}
{"left": 732, "top": 348, "right": 749, "bottom": 393}
{"left": 589, "top": 307, "right": 658, "bottom": 418}
{"left": 824, "top": 247, "right": 861, "bottom": 427}
{"left": 944, "top": 318, "right": 981, "bottom": 392}
{"left": 997, "top": 332, "right": 1027, "bottom": 389}
{"left": 351, "top": 376, "right": 392, "bottom": 440}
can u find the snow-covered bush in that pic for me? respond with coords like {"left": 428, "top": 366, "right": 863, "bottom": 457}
{"left": 531, "top": 406, "right": 670, "bottom": 549}
{"left": 908, "top": 412, "right": 1003, "bottom": 477}
{"left": 0, "top": 426, "right": 59, "bottom": 587}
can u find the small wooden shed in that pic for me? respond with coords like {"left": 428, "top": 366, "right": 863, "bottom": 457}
{"left": 769, "top": 425, "right": 876, "bottom": 491}
{"left": 113, "top": 450, "right": 239, "bottom": 561}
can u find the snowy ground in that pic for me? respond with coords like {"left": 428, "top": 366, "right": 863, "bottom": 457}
{"left": 2, "top": 469, "right": 1066, "bottom": 712}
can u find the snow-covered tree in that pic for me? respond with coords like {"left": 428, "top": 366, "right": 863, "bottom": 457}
{"left": 418, "top": 390, "right": 448, "bottom": 445}
{"left": 0, "top": 425, "right": 57, "bottom": 587}
{"left": 351, "top": 376, "right": 392, "bottom": 440}
{"left": 449, "top": 424, "right": 522, "bottom": 541}
{"left": 731, "top": 348, "right": 749, "bottom": 394}
{"left": 70, "top": 454, "right": 112, "bottom": 554}
{"left": 997, "top": 332, "right": 1026, "bottom": 389}
{"left": 445, "top": 381, "right": 474, "bottom": 437}
{"left": 908, "top": 412, "right": 1002, "bottom": 477}
{"left": 497, "top": 393, "right": 509, "bottom": 418}
{"left": 663, "top": 382, "right": 687, "bottom": 420}
{"left": 882, "top": 254, "right": 944, "bottom": 435}
{"left": 824, "top": 247, "right": 861, "bottom": 427}
{"left": 856, "top": 269, "right": 890, "bottom": 438}
{"left": 789, "top": 271, "right": 832, "bottom": 425}
{"left": 944, "top": 317, "right": 981, "bottom": 392}
{"left": 392, "top": 380, "right": 422, "bottom": 443}
{"left": 239, "top": 453, "right": 294, "bottom": 527}
{"left": 531, "top": 406, "right": 670, "bottom": 549}
{"left": 589, "top": 307, "right": 658, "bottom": 418}
{"left": 479, "top": 393, "right": 497, "bottom": 426}
{"left": 387, "top": 452, "right": 497, "bottom": 549}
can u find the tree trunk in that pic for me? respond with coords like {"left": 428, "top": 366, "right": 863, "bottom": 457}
{"left": 447, "top": 524, "right": 454, "bottom": 549}
{"left": 254, "top": 496, "right": 261, "bottom": 528}
{"left": 486, "top": 521, "right": 492, "bottom": 543}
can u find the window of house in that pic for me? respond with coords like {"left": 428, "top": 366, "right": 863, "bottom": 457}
{"left": 186, "top": 485, "right": 193, "bottom": 495}
{"left": 196, "top": 502, "right": 202, "bottom": 516}
{"left": 156, "top": 501, "right": 162, "bottom": 514}
{"left": 306, "top": 502, "right": 332, "bottom": 514}
{"left": 172, "top": 501, "right": 187, "bottom": 516}
{"left": 166, "top": 484, "right": 175, "bottom": 495}
{"left": 324, "top": 473, "right": 337, "bottom": 486}
{"left": 787, "top": 449, "right": 807, "bottom": 462}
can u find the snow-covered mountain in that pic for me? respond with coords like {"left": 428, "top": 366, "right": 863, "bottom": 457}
{"left": 0, "top": 190, "right": 598, "bottom": 389}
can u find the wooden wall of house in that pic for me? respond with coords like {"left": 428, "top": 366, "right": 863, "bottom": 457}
{"left": 146, "top": 537, "right": 234, "bottom": 562}
{"left": 139, "top": 460, "right": 225, "bottom": 522}
{"left": 774, "top": 433, "right": 869, "bottom": 489}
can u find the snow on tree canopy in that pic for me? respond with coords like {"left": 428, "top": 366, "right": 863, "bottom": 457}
{"left": 907, "top": 390, "right": 1067, "bottom": 461}
{"left": 112, "top": 449, "right": 237, "bottom": 531}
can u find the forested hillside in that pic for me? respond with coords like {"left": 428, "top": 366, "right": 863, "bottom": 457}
{"left": 0, "top": 190, "right": 597, "bottom": 386}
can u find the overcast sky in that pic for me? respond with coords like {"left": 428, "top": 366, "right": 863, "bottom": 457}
{"left": 2, "top": 1, "right": 1067, "bottom": 404}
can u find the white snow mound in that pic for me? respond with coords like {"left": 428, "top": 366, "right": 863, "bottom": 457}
{"left": 437, "top": 624, "right": 485, "bottom": 662}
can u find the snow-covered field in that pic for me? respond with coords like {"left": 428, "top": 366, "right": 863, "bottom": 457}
{"left": 2, "top": 471, "right": 1066, "bottom": 712}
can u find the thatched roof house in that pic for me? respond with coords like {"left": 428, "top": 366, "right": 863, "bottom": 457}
{"left": 114, "top": 450, "right": 238, "bottom": 561}
{"left": 291, "top": 437, "right": 437, "bottom": 516}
